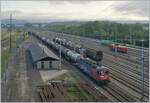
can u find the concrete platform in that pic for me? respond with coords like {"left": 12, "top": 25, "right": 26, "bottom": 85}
{"left": 39, "top": 69, "right": 68, "bottom": 82}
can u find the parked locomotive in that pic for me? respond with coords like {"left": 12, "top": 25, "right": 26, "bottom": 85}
{"left": 99, "top": 39, "right": 128, "bottom": 53}
{"left": 109, "top": 44, "right": 128, "bottom": 53}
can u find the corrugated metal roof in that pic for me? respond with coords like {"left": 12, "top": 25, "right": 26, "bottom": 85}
{"left": 28, "top": 42, "right": 59, "bottom": 62}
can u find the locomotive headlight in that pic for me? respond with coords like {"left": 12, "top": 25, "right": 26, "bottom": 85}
{"left": 100, "top": 71, "right": 105, "bottom": 75}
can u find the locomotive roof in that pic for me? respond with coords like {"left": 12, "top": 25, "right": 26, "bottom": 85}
{"left": 82, "top": 58, "right": 107, "bottom": 70}
{"left": 82, "top": 58, "right": 98, "bottom": 68}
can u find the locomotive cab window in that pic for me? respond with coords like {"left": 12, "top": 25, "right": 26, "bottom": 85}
{"left": 105, "top": 70, "right": 109, "bottom": 74}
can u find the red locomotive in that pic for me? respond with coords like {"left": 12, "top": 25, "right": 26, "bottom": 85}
{"left": 110, "top": 44, "right": 128, "bottom": 53}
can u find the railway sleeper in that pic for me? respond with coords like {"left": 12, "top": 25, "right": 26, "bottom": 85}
{"left": 111, "top": 74, "right": 149, "bottom": 99}
{"left": 104, "top": 60, "right": 149, "bottom": 85}
{"left": 104, "top": 55, "right": 149, "bottom": 77}
{"left": 104, "top": 62, "right": 149, "bottom": 88}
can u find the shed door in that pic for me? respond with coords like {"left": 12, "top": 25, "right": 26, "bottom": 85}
{"left": 41, "top": 61, "right": 44, "bottom": 69}
{"left": 37, "top": 62, "right": 41, "bottom": 69}
{"left": 49, "top": 61, "right": 52, "bottom": 69}
{"left": 44, "top": 61, "right": 50, "bottom": 69}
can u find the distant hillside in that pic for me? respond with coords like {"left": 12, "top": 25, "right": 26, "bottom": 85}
{"left": 1, "top": 19, "right": 27, "bottom": 25}
{"left": 113, "top": 20, "right": 149, "bottom": 24}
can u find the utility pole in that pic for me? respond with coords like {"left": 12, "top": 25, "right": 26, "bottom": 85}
{"left": 140, "top": 39, "right": 144, "bottom": 100}
{"left": 4, "top": 13, "right": 12, "bottom": 101}
{"left": 59, "top": 33, "right": 62, "bottom": 70}
{"left": 115, "top": 23, "right": 117, "bottom": 53}
{"left": 115, "top": 23, "right": 117, "bottom": 43}
{"left": 129, "top": 26, "right": 132, "bottom": 45}
{"left": 9, "top": 13, "right": 12, "bottom": 51}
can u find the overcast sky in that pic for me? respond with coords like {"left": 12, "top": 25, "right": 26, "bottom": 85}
{"left": 1, "top": 0, "right": 149, "bottom": 22}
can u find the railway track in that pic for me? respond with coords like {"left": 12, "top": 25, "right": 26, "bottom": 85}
{"left": 103, "top": 54, "right": 149, "bottom": 89}
{"left": 103, "top": 61, "right": 149, "bottom": 88}
{"left": 43, "top": 31, "right": 148, "bottom": 69}
{"left": 32, "top": 31, "right": 149, "bottom": 102}
{"left": 62, "top": 59, "right": 138, "bottom": 102}
{"left": 110, "top": 73, "right": 149, "bottom": 99}
{"left": 102, "top": 82, "right": 138, "bottom": 102}
{"left": 107, "top": 54, "right": 149, "bottom": 73}
{"left": 104, "top": 63, "right": 149, "bottom": 96}
{"left": 102, "top": 58, "right": 149, "bottom": 99}
{"left": 99, "top": 45, "right": 149, "bottom": 67}
{"left": 55, "top": 33, "right": 149, "bottom": 67}
{"left": 103, "top": 54, "right": 149, "bottom": 79}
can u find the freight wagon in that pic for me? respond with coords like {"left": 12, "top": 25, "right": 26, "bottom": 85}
{"left": 53, "top": 37, "right": 103, "bottom": 61}
{"left": 100, "top": 40, "right": 113, "bottom": 46}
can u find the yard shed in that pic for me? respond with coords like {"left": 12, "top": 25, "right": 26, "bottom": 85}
{"left": 28, "top": 42, "right": 60, "bottom": 70}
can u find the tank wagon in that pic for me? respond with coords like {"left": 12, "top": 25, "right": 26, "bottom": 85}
{"left": 35, "top": 35, "right": 109, "bottom": 84}
{"left": 53, "top": 37, "right": 103, "bottom": 61}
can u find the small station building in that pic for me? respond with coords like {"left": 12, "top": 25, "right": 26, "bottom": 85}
{"left": 28, "top": 42, "right": 60, "bottom": 70}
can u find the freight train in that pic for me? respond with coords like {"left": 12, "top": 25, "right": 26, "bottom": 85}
{"left": 31, "top": 33, "right": 109, "bottom": 84}
{"left": 53, "top": 37, "right": 103, "bottom": 61}
{"left": 47, "top": 39, "right": 109, "bottom": 84}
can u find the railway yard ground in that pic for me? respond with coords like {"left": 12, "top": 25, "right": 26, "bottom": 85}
{"left": 1, "top": 30, "right": 149, "bottom": 102}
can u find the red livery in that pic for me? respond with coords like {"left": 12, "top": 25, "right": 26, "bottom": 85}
{"left": 110, "top": 44, "right": 128, "bottom": 53}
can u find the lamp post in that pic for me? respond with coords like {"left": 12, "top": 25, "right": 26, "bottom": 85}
{"left": 115, "top": 24, "right": 117, "bottom": 53}
{"left": 59, "top": 43, "right": 61, "bottom": 70}
{"left": 140, "top": 39, "right": 144, "bottom": 100}
{"left": 59, "top": 33, "right": 62, "bottom": 70}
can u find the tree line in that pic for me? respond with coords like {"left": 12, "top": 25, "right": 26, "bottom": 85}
{"left": 48, "top": 21, "right": 149, "bottom": 47}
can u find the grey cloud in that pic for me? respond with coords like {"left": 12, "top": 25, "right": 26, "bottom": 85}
{"left": 114, "top": 1, "right": 149, "bottom": 17}
{"left": 48, "top": 0, "right": 93, "bottom": 5}
{"left": 29, "top": 0, "right": 93, "bottom": 4}
{"left": 1, "top": 10, "right": 22, "bottom": 15}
